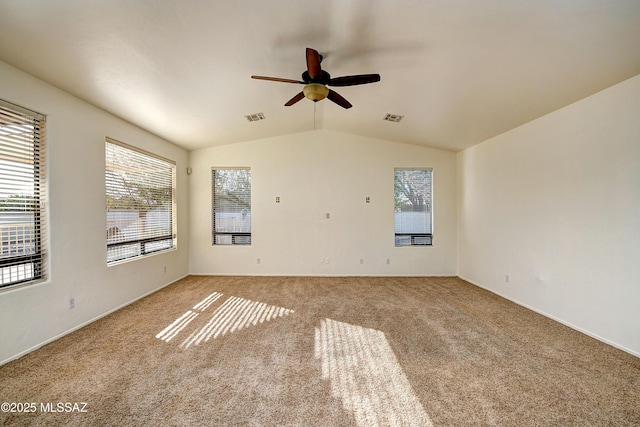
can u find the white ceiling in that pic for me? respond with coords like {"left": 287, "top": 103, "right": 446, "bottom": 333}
{"left": 1, "top": 0, "right": 639, "bottom": 152}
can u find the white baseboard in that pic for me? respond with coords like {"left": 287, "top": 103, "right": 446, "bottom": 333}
{"left": 1, "top": 274, "right": 188, "bottom": 366}
{"left": 189, "top": 273, "right": 457, "bottom": 277}
{"left": 458, "top": 275, "right": 640, "bottom": 359}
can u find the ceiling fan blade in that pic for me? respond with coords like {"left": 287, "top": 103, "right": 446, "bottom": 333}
{"left": 284, "top": 91, "right": 305, "bottom": 106}
{"left": 252, "top": 75, "right": 304, "bottom": 84}
{"left": 328, "top": 74, "right": 381, "bottom": 87}
{"left": 306, "top": 48, "right": 322, "bottom": 79}
{"left": 327, "top": 89, "right": 352, "bottom": 109}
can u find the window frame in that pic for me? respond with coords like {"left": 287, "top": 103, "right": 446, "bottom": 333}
{"left": 212, "top": 167, "right": 252, "bottom": 246}
{"left": 394, "top": 167, "right": 433, "bottom": 247}
{"left": 105, "top": 137, "right": 177, "bottom": 264}
{"left": 0, "top": 99, "right": 47, "bottom": 289}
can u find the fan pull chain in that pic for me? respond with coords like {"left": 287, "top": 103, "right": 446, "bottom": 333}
{"left": 313, "top": 102, "right": 316, "bottom": 131}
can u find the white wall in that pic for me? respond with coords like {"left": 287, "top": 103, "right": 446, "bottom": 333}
{"left": 0, "top": 61, "right": 190, "bottom": 364}
{"left": 458, "top": 74, "right": 640, "bottom": 356}
{"left": 189, "top": 130, "right": 457, "bottom": 276}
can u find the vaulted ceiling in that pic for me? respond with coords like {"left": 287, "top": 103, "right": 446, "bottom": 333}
{"left": 1, "top": 0, "right": 639, "bottom": 152}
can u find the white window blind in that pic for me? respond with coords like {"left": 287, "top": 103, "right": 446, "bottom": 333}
{"left": 394, "top": 168, "right": 433, "bottom": 246}
{"left": 212, "top": 168, "right": 251, "bottom": 245}
{"left": 106, "top": 138, "right": 176, "bottom": 263}
{"left": 0, "top": 99, "right": 47, "bottom": 288}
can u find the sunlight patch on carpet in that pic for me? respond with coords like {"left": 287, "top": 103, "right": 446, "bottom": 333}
{"left": 180, "top": 296, "right": 294, "bottom": 349}
{"left": 315, "top": 318, "right": 433, "bottom": 427}
{"left": 155, "top": 292, "right": 294, "bottom": 349}
{"left": 156, "top": 292, "right": 223, "bottom": 342}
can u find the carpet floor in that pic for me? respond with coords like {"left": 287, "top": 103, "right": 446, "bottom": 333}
{"left": 1, "top": 276, "right": 639, "bottom": 426}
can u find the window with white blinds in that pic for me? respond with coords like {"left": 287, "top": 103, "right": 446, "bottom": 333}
{"left": 0, "top": 99, "right": 47, "bottom": 288}
{"left": 394, "top": 168, "right": 433, "bottom": 246}
{"left": 106, "top": 138, "right": 176, "bottom": 264}
{"left": 212, "top": 168, "right": 251, "bottom": 245}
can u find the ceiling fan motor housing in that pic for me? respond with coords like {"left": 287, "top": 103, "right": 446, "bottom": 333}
{"left": 302, "top": 70, "right": 331, "bottom": 85}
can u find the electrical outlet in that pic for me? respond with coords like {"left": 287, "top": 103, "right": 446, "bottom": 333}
{"left": 359, "top": 258, "right": 364, "bottom": 264}
{"left": 505, "top": 274, "right": 510, "bottom": 283}
{"left": 257, "top": 258, "right": 261, "bottom": 264}
{"left": 386, "top": 258, "right": 390, "bottom": 265}
{"left": 68, "top": 297, "right": 75, "bottom": 309}
{"left": 163, "top": 266, "right": 167, "bottom": 274}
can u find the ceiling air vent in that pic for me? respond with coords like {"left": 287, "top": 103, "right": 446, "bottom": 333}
{"left": 383, "top": 113, "right": 404, "bottom": 123}
{"left": 245, "top": 112, "right": 265, "bottom": 122}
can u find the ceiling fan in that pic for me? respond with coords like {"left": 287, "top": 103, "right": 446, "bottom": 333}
{"left": 251, "top": 48, "right": 381, "bottom": 109}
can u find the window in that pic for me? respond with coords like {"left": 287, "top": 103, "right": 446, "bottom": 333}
{"left": 212, "top": 168, "right": 251, "bottom": 245}
{"left": 106, "top": 138, "right": 176, "bottom": 264}
{"left": 0, "top": 99, "right": 47, "bottom": 288}
{"left": 394, "top": 168, "right": 432, "bottom": 246}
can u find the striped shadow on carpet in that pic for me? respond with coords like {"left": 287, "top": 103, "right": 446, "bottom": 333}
{"left": 156, "top": 292, "right": 295, "bottom": 349}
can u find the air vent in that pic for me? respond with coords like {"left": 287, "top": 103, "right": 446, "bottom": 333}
{"left": 383, "top": 113, "right": 404, "bottom": 123}
{"left": 245, "top": 112, "right": 265, "bottom": 122}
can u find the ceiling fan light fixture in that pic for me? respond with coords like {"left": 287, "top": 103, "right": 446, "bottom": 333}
{"left": 303, "top": 83, "right": 329, "bottom": 102}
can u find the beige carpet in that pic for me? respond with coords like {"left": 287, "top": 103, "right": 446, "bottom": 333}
{"left": 1, "top": 276, "right": 638, "bottom": 426}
